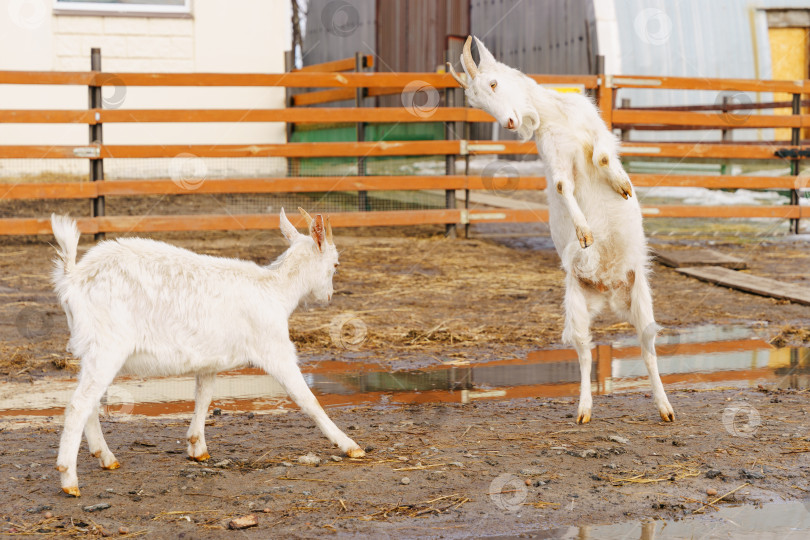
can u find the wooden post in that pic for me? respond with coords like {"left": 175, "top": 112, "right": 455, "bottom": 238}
{"left": 89, "top": 48, "right": 105, "bottom": 241}
{"left": 595, "top": 344, "right": 612, "bottom": 394}
{"left": 355, "top": 52, "right": 368, "bottom": 212}
{"left": 596, "top": 55, "right": 613, "bottom": 129}
{"left": 790, "top": 93, "right": 800, "bottom": 234}
{"left": 444, "top": 50, "right": 457, "bottom": 238}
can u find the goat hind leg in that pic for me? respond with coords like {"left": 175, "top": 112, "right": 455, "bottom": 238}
{"left": 628, "top": 274, "right": 674, "bottom": 422}
{"left": 84, "top": 404, "right": 119, "bottom": 469}
{"left": 563, "top": 277, "right": 597, "bottom": 423}
{"left": 186, "top": 373, "right": 215, "bottom": 461}
{"left": 265, "top": 351, "right": 364, "bottom": 458}
{"left": 57, "top": 365, "right": 118, "bottom": 496}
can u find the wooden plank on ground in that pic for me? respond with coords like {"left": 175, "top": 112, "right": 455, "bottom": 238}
{"left": 653, "top": 248, "right": 748, "bottom": 269}
{"left": 676, "top": 266, "right": 810, "bottom": 305}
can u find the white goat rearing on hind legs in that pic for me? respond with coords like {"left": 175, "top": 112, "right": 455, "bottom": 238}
{"left": 448, "top": 36, "right": 675, "bottom": 424}
{"left": 50, "top": 208, "right": 365, "bottom": 497}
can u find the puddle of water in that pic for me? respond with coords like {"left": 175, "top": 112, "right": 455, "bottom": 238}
{"left": 0, "top": 325, "right": 807, "bottom": 419}
{"left": 513, "top": 500, "right": 810, "bottom": 539}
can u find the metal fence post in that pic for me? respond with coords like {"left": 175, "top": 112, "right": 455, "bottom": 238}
{"left": 790, "top": 93, "right": 801, "bottom": 234}
{"left": 284, "top": 50, "right": 298, "bottom": 177}
{"left": 620, "top": 98, "right": 631, "bottom": 141}
{"left": 89, "top": 48, "right": 105, "bottom": 241}
{"left": 355, "top": 52, "right": 368, "bottom": 212}
{"left": 463, "top": 92, "right": 471, "bottom": 239}
{"left": 444, "top": 51, "right": 457, "bottom": 238}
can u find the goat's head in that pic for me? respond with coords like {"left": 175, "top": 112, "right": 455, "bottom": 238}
{"left": 279, "top": 207, "right": 338, "bottom": 303}
{"left": 447, "top": 36, "right": 539, "bottom": 141}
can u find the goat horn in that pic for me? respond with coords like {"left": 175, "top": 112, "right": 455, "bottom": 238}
{"left": 446, "top": 61, "right": 468, "bottom": 89}
{"left": 298, "top": 207, "right": 313, "bottom": 227}
{"left": 325, "top": 215, "right": 333, "bottom": 244}
{"left": 462, "top": 36, "right": 478, "bottom": 80}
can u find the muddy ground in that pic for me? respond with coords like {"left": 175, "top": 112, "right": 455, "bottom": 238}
{"left": 1, "top": 224, "right": 810, "bottom": 537}
{"left": 1, "top": 387, "right": 810, "bottom": 538}
{"left": 2, "top": 226, "right": 810, "bottom": 378}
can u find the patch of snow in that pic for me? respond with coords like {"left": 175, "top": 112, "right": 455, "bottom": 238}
{"left": 638, "top": 186, "right": 789, "bottom": 206}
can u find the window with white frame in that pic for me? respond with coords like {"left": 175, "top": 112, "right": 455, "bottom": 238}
{"left": 53, "top": 0, "right": 191, "bottom": 17}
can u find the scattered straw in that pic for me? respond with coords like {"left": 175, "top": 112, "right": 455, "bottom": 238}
{"left": 692, "top": 483, "right": 750, "bottom": 514}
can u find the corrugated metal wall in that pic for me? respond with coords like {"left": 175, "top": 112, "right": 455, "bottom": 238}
{"left": 470, "top": 0, "right": 597, "bottom": 75}
{"left": 469, "top": 0, "right": 597, "bottom": 143}
{"left": 376, "top": 0, "right": 469, "bottom": 73}
{"left": 611, "top": 0, "right": 810, "bottom": 141}
{"left": 302, "top": 0, "right": 376, "bottom": 67}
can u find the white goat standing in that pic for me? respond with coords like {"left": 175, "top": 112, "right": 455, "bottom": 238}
{"left": 50, "top": 208, "right": 365, "bottom": 497}
{"left": 448, "top": 36, "right": 674, "bottom": 424}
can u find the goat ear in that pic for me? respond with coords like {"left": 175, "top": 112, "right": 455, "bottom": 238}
{"left": 310, "top": 214, "right": 326, "bottom": 252}
{"left": 473, "top": 36, "right": 496, "bottom": 67}
{"left": 279, "top": 208, "right": 299, "bottom": 243}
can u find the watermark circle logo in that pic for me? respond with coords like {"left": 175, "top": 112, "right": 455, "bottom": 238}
{"left": 633, "top": 8, "right": 672, "bottom": 46}
{"left": 715, "top": 91, "right": 753, "bottom": 126}
{"left": 15, "top": 306, "right": 53, "bottom": 341}
{"left": 103, "top": 385, "right": 136, "bottom": 420}
{"left": 97, "top": 73, "right": 128, "bottom": 110}
{"left": 722, "top": 402, "right": 761, "bottom": 438}
{"left": 489, "top": 473, "right": 528, "bottom": 513}
{"left": 321, "top": 0, "right": 360, "bottom": 38}
{"left": 329, "top": 313, "right": 367, "bottom": 350}
{"left": 8, "top": 0, "right": 48, "bottom": 30}
{"left": 169, "top": 153, "right": 207, "bottom": 191}
{"left": 481, "top": 161, "right": 520, "bottom": 196}
{"left": 401, "top": 81, "right": 440, "bottom": 119}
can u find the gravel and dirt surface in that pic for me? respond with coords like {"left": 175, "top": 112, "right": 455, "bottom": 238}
{"left": 1, "top": 224, "right": 809, "bottom": 537}
{"left": 1, "top": 387, "right": 809, "bottom": 538}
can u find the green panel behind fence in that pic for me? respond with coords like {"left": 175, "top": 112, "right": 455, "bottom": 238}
{"left": 289, "top": 122, "right": 445, "bottom": 176}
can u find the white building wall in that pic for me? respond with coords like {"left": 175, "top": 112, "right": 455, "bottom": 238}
{"left": 0, "top": 0, "right": 291, "bottom": 179}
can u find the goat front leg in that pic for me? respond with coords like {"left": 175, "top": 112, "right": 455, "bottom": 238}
{"left": 592, "top": 133, "right": 633, "bottom": 199}
{"left": 187, "top": 373, "right": 216, "bottom": 461}
{"left": 542, "top": 137, "right": 593, "bottom": 248}
{"left": 264, "top": 346, "right": 364, "bottom": 458}
{"left": 84, "top": 404, "right": 120, "bottom": 470}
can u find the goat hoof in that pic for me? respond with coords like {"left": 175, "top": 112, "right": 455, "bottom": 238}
{"left": 346, "top": 447, "right": 366, "bottom": 459}
{"left": 577, "top": 231, "right": 593, "bottom": 249}
{"left": 190, "top": 452, "right": 211, "bottom": 462}
{"left": 102, "top": 461, "right": 120, "bottom": 470}
{"left": 660, "top": 411, "right": 675, "bottom": 422}
{"left": 62, "top": 486, "right": 81, "bottom": 497}
{"left": 576, "top": 412, "right": 591, "bottom": 424}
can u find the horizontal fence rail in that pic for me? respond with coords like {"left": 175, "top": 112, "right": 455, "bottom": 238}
{"left": 0, "top": 54, "right": 807, "bottom": 236}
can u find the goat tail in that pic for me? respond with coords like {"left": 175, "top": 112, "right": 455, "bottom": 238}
{"left": 51, "top": 214, "right": 80, "bottom": 278}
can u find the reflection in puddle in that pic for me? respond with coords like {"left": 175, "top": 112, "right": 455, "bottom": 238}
{"left": 534, "top": 500, "right": 810, "bottom": 539}
{"left": 0, "top": 326, "right": 808, "bottom": 418}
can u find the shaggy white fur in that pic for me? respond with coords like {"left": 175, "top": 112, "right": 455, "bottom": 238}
{"left": 50, "top": 209, "right": 364, "bottom": 497}
{"left": 448, "top": 36, "right": 674, "bottom": 424}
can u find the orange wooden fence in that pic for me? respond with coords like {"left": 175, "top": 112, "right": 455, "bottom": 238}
{"left": 0, "top": 55, "right": 807, "bottom": 236}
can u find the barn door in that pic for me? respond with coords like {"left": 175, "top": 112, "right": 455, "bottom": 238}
{"left": 767, "top": 10, "right": 810, "bottom": 141}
